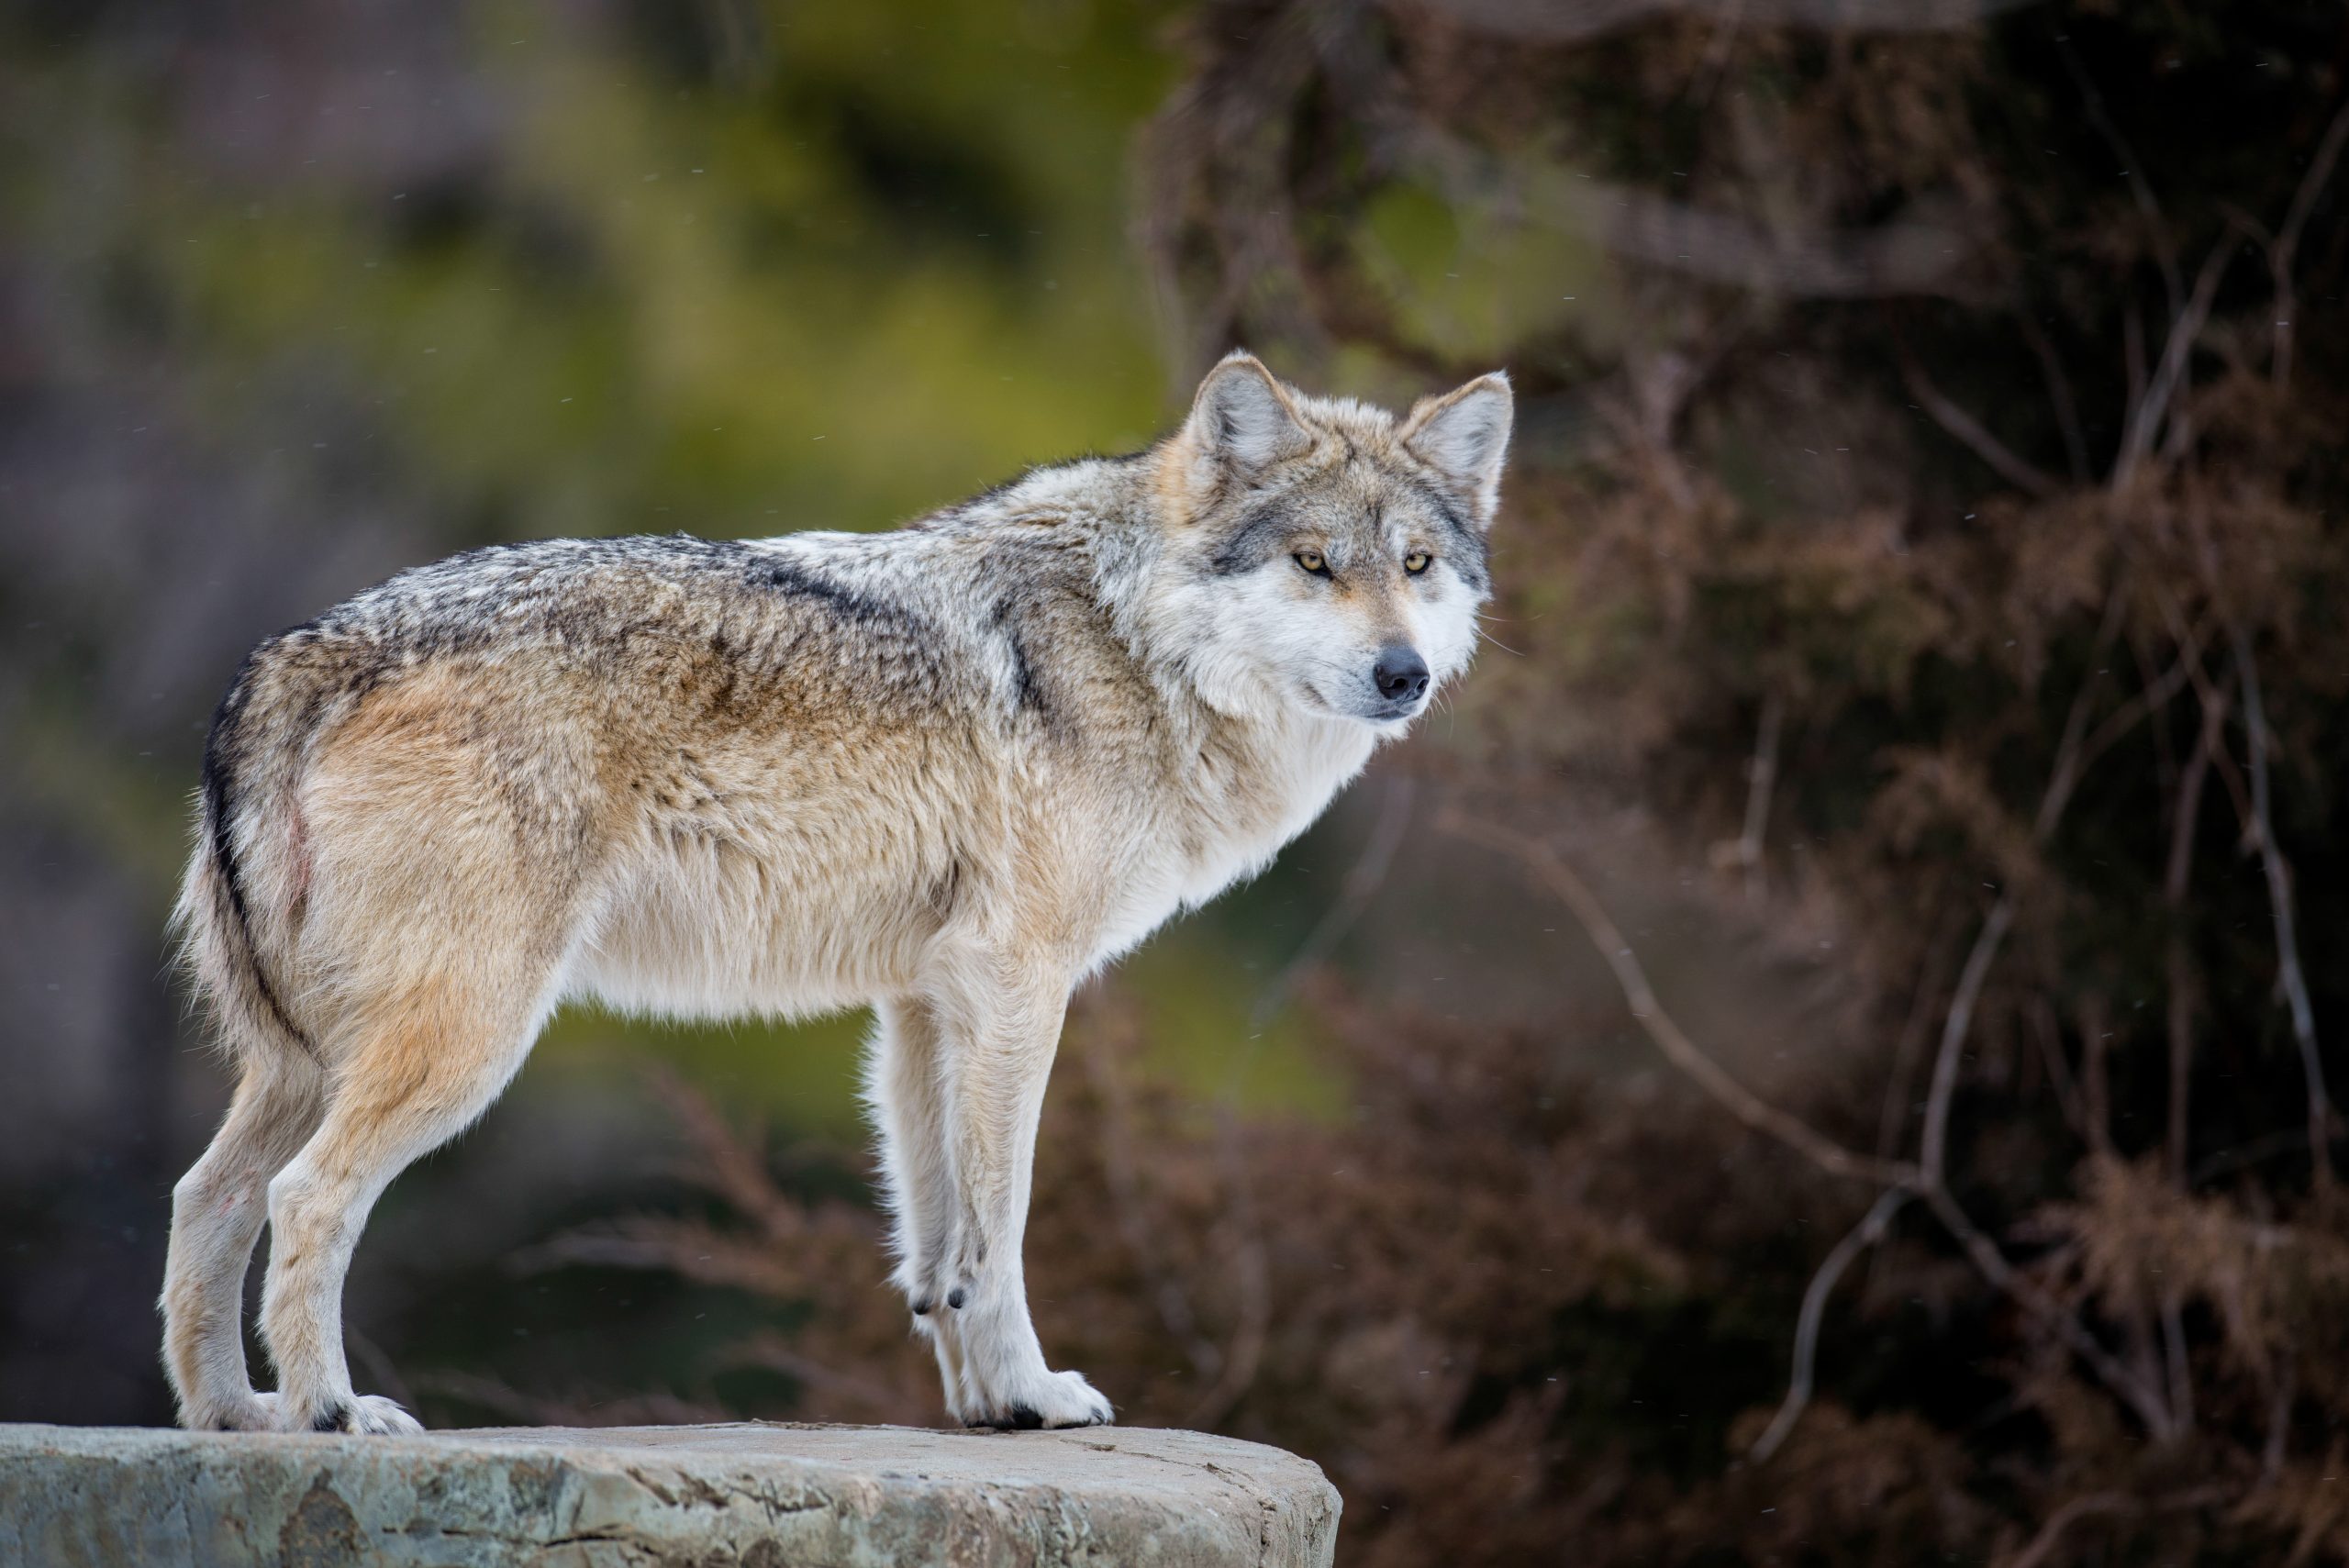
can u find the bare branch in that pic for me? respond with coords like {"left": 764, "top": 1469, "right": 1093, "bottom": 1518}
{"left": 1250, "top": 774, "right": 1417, "bottom": 1030}
{"left": 1900, "top": 352, "right": 2061, "bottom": 497}
{"left": 2160, "top": 1288, "right": 2194, "bottom": 1437}
{"left": 2000, "top": 1485, "right": 2228, "bottom": 1568}
{"left": 1919, "top": 898, "right": 2013, "bottom": 1185}
{"left": 2032, "top": 586, "right": 2132, "bottom": 842}
{"left": 2260, "top": 1347, "right": 2295, "bottom": 1486}
{"left": 2232, "top": 631, "right": 2337, "bottom": 1186}
{"left": 2001, "top": 1492, "right": 2137, "bottom": 1568}
{"left": 1748, "top": 1185, "right": 1910, "bottom": 1462}
{"left": 1925, "top": 1186, "right": 2176, "bottom": 1437}
{"left": 1878, "top": 915, "right": 1962, "bottom": 1157}
{"left": 1440, "top": 809, "right": 1919, "bottom": 1188}
{"left": 2056, "top": 40, "right": 2183, "bottom": 319}
{"left": 2018, "top": 311, "right": 2092, "bottom": 484}
{"left": 1734, "top": 692, "right": 1784, "bottom": 904}
{"left": 1551, "top": 177, "right": 1981, "bottom": 299}
{"left": 2165, "top": 690, "right": 2224, "bottom": 1188}
{"left": 1186, "top": 1109, "right": 1275, "bottom": 1429}
{"left": 1401, "top": 0, "right": 2038, "bottom": 44}
{"left": 2112, "top": 229, "right": 2243, "bottom": 487}
{"left": 1080, "top": 1021, "right": 1223, "bottom": 1382}
{"left": 2270, "top": 101, "right": 2349, "bottom": 386}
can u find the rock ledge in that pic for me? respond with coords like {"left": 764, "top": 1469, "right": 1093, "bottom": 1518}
{"left": 0, "top": 1419, "right": 1340, "bottom": 1567}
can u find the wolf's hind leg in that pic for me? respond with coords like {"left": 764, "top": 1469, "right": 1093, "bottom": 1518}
{"left": 866, "top": 996, "right": 974, "bottom": 1419}
{"left": 161, "top": 1053, "right": 327, "bottom": 1430}
{"left": 259, "top": 974, "right": 550, "bottom": 1434}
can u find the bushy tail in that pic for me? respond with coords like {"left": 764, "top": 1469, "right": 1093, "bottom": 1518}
{"left": 171, "top": 638, "right": 330, "bottom": 1068}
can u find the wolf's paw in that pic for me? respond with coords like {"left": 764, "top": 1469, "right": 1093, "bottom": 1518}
{"left": 963, "top": 1368, "right": 1114, "bottom": 1430}
{"left": 301, "top": 1395, "right": 425, "bottom": 1435}
{"left": 189, "top": 1390, "right": 279, "bottom": 1432}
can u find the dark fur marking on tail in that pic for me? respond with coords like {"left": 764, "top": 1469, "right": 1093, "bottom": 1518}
{"left": 201, "top": 651, "right": 317, "bottom": 1061}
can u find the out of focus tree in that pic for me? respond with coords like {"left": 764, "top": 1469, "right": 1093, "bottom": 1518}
{"left": 527, "top": 3, "right": 2349, "bottom": 1564}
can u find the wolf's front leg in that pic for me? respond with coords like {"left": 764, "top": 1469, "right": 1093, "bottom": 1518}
{"left": 923, "top": 964, "right": 1110, "bottom": 1429}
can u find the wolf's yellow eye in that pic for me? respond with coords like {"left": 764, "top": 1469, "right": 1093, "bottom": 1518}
{"left": 1294, "top": 550, "right": 1330, "bottom": 576}
{"left": 1404, "top": 550, "right": 1431, "bottom": 574}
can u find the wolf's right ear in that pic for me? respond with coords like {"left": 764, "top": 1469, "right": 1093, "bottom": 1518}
{"left": 1181, "top": 351, "right": 1311, "bottom": 477}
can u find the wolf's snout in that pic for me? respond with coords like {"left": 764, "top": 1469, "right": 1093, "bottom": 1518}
{"left": 1373, "top": 645, "right": 1431, "bottom": 704}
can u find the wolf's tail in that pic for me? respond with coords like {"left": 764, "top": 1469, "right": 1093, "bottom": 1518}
{"left": 171, "top": 632, "right": 344, "bottom": 1068}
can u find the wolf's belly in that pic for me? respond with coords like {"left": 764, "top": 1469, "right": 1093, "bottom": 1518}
{"left": 566, "top": 824, "right": 947, "bottom": 1022}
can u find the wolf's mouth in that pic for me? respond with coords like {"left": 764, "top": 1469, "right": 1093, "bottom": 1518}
{"left": 1303, "top": 678, "right": 1426, "bottom": 727}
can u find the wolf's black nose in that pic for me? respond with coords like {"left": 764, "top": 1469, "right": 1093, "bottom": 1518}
{"left": 1374, "top": 646, "right": 1431, "bottom": 703}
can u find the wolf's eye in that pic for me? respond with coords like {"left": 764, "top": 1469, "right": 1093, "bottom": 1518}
{"left": 1404, "top": 550, "right": 1432, "bottom": 574}
{"left": 1294, "top": 550, "right": 1330, "bottom": 576}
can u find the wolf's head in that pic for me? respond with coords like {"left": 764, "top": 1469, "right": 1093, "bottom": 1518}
{"left": 1144, "top": 351, "right": 1511, "bottom": 730}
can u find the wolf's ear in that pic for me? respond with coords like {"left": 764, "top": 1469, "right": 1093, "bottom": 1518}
{"left": 1400, "top": 372, "right": 1513, "bottom": 525}
{"left": 1183, "top": 350, "right": 1312, "bottom": 475}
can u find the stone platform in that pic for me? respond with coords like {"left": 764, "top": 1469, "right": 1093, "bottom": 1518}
{"left": 0, "top": 1420, "right": 1341, "bottom": 1567}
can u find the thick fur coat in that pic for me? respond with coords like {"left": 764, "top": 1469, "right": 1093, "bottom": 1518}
{"left": 162, "top": 352, "right": 1511, "bottom": 1432}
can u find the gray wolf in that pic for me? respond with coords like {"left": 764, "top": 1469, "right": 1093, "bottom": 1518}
{"left": 161, "top": 351, "right": 1511, "bottom": 1433}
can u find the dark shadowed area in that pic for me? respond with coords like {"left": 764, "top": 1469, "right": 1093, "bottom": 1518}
{"left": 5, "top": 1, "right": 2346, "bottom": 1563}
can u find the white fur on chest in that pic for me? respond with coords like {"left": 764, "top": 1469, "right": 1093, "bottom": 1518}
{"left": 1087, "top": 714, "right": 1376, "bottom": 969}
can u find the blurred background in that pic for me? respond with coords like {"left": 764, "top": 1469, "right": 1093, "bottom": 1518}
{"left": 4, "top": 1, "right": 2346, "bottom": 1562}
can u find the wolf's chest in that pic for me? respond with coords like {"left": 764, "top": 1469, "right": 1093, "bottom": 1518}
{"left": 1087, "top": 717, "right": 1376, "bottom": 964}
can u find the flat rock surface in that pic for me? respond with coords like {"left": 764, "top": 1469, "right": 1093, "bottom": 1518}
{"left": 0, "top": 1420, "right": 1341, "bottom": 1567}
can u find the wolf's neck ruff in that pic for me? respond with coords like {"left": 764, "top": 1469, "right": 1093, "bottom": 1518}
{"left": 162, "top": 351, "right": 1511, "bottom": 1435}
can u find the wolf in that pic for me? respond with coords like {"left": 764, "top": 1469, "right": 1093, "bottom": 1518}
{"left": 161, "top": 351, "right": 1510, "bottom": 1434}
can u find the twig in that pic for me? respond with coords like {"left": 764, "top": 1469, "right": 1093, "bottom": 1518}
{"left": 1445, "top": 810, "right": 2181, "bottom": 1441}
{"left": 1249, "top": 775, "right": 1417, "bottom": 1030}
{"left": 1186, "top": 1108, "right": 1275, "bottom": 1429}
{"left": 2002, "top": 1491, "right": 2136, "bottom": 1568}
{"left": 2018, "top": 311, "right": 2091, "bottom": 483}
{"left": 2232, "top": 631, "right": 2337, "bottom": 1185}
{"left": 1439, "top": 810, "right": 1918, "bottom": 1188}
{"left": 2164, "top": 691, "right": 2225, "bottom": 1188}
{"left": 1748, "top": 1185, "right": 1910, "bottom": 1461}
{"left": 2259, "top": 1347, "right": 2295, "bottom": 1486}
{"left": 1920, "top": 899, "right": 2013, "bottom": 1185}
{"left": 2003, "top": 1484, "right": 2229, "bottom": 1568}
{"left": 1418, "top": 0, "right": 2034, "bottom": 42}
{"left": 1080, "top": 1019, "right": 1222, "bottom": 1382}
{"left": 2145, "top": 584, "right": 2257, "bottom": 831}
{"left": 2057, "top": 39, "right": 2182, "bottom": 320}
{"left": 2032, "top": 585, "right": 2132, "bottom": 842}
{"left": 344, "top": 1323, "right": 416, "bottom": 1414}
{"left": 1899, "top": 351, "right": 2060, "bottom": 497}
{"left": 2270, "top": 101, "right": 2349, "bottom": 387}
{"left": 733, "top": 1336, "right": 927, "bottom": 1424}
{"left": 1926, "top": 1186, "right": 2176, "bottom": 1437}
{"left": 2023, "top": 994, "right": 2088, "bottom": 1143}
{"left": 1878, "top": 916, "right": 1962, "bottom": 1157}
{"left": 2160, "top": 1288, "right": 2194, "bottom": 1437}
{"left": 1735, "top": 692, "right": 1784, "bottom": 904}
{"left": 2112, "top": 229, "right": 2243, "bottom": 487}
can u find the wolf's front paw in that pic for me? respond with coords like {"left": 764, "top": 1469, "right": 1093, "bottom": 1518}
{"left": 296, "top": 1394, "right": 425, "bottom": 1435}
{"left": 964, "top": 1368, "right": 1114, "bottom": 1430}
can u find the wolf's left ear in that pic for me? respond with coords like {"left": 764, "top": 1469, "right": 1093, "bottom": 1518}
{"left": 1400, "top": 372, "right": 1513, "bottom": 525}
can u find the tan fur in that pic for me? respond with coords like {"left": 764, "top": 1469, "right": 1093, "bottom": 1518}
{"left": 162, "top": 352, "right": 1511, "bottom": 1431}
